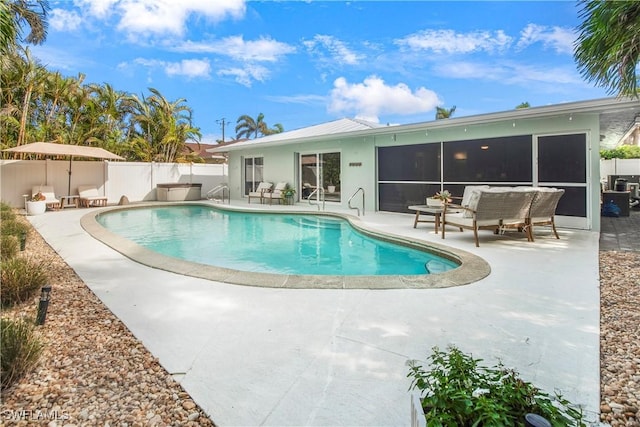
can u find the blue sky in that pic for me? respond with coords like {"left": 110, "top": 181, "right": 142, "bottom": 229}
{"left": 33, "top": 0, "right": 608, "bottom": 143}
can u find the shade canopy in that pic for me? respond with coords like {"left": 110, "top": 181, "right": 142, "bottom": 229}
{"left": 3, "top": 142, "right": 124, "bottom": 160}
{"left": 3, "top": 142, "right": 124, "bottom": 197}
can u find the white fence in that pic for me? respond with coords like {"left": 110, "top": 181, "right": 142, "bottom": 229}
{"left": 600, "top": 158, "right": 640, "bottom": 178}
{"left": 0, "top": 160, "right": 226, "bottom": 208}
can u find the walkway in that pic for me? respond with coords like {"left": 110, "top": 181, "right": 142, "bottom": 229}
{"left": 28, "top": 203, "right": 602, "bottom": 426}
{"left": 599, "top": 208, "right": 640, "bottom": 252}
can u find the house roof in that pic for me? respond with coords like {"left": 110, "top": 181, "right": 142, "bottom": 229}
{"left": 207, "top": 117, "right": 383, "bottom": 153}
{"left": 210, "top": 97, "right": 640, "bottom": 152}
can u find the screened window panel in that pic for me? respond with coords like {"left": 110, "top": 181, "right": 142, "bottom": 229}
{"left": 378, "top": 144, "right": 440, "bottom": 181}
{"left": 378, "top": 183, "right": 441, "bottom": 213}
{"left": 443, "top": 135, "right": 532, "bottom": 182}
{"left": 538, "top": 134, "right": 586, "bottom": 183}
{"left": 554, "top": 186, "right": 586, "bottom": 217}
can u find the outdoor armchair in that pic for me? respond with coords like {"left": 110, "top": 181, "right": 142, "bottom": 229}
{"left": 263, "top": 182, "right": 288, "bottom": 205}
{"left": 526, "top": 188, "right": 565, "bottom": 241}
{"left": 248, "top": 182, "right": 273, "bottom": 204}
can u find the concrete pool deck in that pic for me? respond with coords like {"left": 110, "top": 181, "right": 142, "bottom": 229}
{"left": 27, "top": 202, "right": 601, "bottom": 426}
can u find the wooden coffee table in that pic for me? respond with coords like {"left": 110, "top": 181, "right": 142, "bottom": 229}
{"left": 408, "top": 205, "right": 445, "bottom": 233}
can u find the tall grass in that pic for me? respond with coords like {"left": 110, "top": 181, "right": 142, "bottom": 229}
{"left": 1, "top": 317, "right": 44, "bottom": 390}
{"left": 1, "top": 235, "right": 19, "bottom": 261}
{"left": 1, "top": 257, "right": 49, "bottom": 307}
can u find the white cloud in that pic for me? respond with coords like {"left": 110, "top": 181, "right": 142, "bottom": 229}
{"left": 115, "top": 0, "right": 245, "bottom": 37}
{"left": 303, "top": 34, "right": 364, "bottom": 66}
{"left": 328, "top": 75, "right": 441, "bottom": 123}
{"left": 396, "top": 29, "right": 512, "bottom": 54}
{"left": 217, "top": 64, "right": 270, "bottom": 87}
{"left": 73, "top": 0, "right": 118, "bottom": 19}
{"left": 165, "top": 59, "right": 211, "bottom": 78}
{"left": 516, "top": 24, "right": 576, "bottom": 55}
{"left": 434, "top": 60, "right": 583, "bottom": 86}
{"left": 265, "top": 94, "right": 327, "bottom": 105}
{"left": 178, "top": 36, "right": 296, "bottom": 62}
{"left": 131, "top": 57, "right": 211, "bottom": 79}
{"left": 49, "top": 8, "right": 83, "bottom": 32}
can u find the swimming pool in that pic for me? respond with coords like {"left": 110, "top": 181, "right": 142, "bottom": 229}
{"left": 81, "top": 203, "right": 490, "bottom": 289}
{"left": 96, "top": 205, "right": 458, "bottom": 275}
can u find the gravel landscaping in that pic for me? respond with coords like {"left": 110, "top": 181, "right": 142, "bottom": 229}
{"left": 1, "top": 221, "right": 215, "bottom": 426}
{"left": 1, "top": 216, "right": 638, "bottom": 426}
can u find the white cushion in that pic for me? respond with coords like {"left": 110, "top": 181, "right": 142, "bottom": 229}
{"left": 462, "top": 189, "right": 483, "bottom": 218}
{"left": 460, "top": 185, "right": 490, "bottom": 207}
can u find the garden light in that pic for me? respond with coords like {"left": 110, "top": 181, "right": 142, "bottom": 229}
{"left": 36, "top": 285, "right": 52, "bottom": 326}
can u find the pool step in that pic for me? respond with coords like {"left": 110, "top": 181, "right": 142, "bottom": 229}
{"left": 291, "top": 216, "right": 344, "bottom": 230}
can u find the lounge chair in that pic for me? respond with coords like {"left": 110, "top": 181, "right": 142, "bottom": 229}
{"left": 441, "top": 187, "right": 536, "bottom": 247}
{"left": 78, "top": 185, "right": 108, "bottom": 207}
{"left": 248, "top": 182, "right": 273, "bottom": 204}
{"left": 32, "top": 185, "right": 60, "bottom": 210}
{"left": 526, "top": 188, "right": 565, "bottom": 241}
{"left": 263, "top": 182, "right": 288, "bottom": 205}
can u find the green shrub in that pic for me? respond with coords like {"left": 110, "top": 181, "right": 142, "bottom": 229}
{"left": 1, "top": 235, "right": 19, "bottom": 261}
{"left": 408, "top": 346, "right": 584, "bottom": 426}
{"left": 0, "top": 205, "right": 16, "bottom": 221}
{"left": 600, "top": 145, "right": 640, "bottom": 159}
{"left": 0, "top": 257, "right": 48, "bottom": 307}
{"left": 1, "top": 219, "right": 29, "bottom": 238}
{"left": 1, "top": 317, "right": 44, "bottom": 390}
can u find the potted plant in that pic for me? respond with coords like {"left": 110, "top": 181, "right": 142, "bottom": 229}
{"left": 426, "top": 190, "right": 452, "bottom": 207}
{"left": 26, "top": 192, "right": 47, "bottom": 216}
{"left": 281, "top": 186, "right": 296, "bottom": 205}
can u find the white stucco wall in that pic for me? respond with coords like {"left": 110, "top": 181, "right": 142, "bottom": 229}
{"left": 226, "top": 112, "right": 603, "bottom": 230}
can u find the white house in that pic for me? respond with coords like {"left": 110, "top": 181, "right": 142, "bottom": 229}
{"left": 210, "top": 97, "right": 640, "bottom": 232}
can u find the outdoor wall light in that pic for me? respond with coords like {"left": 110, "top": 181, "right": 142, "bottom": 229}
{"left": 19, "top": 231, "right": 27, "bottom": 251}
{"left": 36, "top": 285, "right": 52, "bottom": 326}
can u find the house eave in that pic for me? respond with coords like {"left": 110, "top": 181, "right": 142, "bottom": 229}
{"left": 211, "top": 97, "right": 640, "bottom": 153}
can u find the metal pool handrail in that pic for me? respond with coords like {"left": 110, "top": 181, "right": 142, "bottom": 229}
{"left": 348, "top": 187, "right": 365, "bottom": 216}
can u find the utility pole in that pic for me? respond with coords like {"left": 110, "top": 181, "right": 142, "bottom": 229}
{"left": 216, "top": 118, "right": 229, "bottom": 143}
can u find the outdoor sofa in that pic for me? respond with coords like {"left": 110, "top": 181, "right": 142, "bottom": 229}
{"left": 441, "top": 186, "right": 564, "bottom": 247}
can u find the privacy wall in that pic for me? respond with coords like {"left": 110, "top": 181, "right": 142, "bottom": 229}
{"left": 0, "top": 160, "right": 226, "bottom": 208}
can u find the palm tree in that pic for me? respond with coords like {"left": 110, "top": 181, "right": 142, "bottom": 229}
{"left": 235, "top": 113, "right": 284, "bottom": 139}
{"left": 15, "top": 48, "right": 46, "bottom": 146}
{"left": 235, "top": 114, "right": 261, "bottom": 139}
{"left": 516, "top": 102, "right": 530, "bottom": 109}
{"left": 574, "top": 0, "right": 640, "bottom": 97}
{"left": 435, "top": 106, "right": 456, "bottom": 120}
{"left": 261, "top": 122, "right": 284, "bottom": 136}
{"left": 126, "top": 88, "right": 201, "bottom": 162}
{"left": 1, "top": 0, "right": 49, "bottom": 53}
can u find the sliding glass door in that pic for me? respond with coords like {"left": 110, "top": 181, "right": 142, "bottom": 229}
{"left": 243, "top": 157, "right": 264, "bottom": 196}
{"left": 300, "top": 152, "right": 341, "bottom": 202}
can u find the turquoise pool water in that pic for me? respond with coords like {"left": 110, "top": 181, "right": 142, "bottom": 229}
{"left": 96, "top": 206, "right": 458, "bottom": 276}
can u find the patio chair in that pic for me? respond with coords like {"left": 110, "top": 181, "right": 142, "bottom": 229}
{"left": 263, "top": 182, "right": 288, "bottom": 205}
{"left": 32, "top": 185, "right": 60, "bottom": 210}
{"left": 248, "top": 182, "right": 273, "bottom": 204}
{"left": 78, "top": 185, "right": 108, "bottom": 207}
{"left": 526, "top": 188, "right": 565, "bottom": 241}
